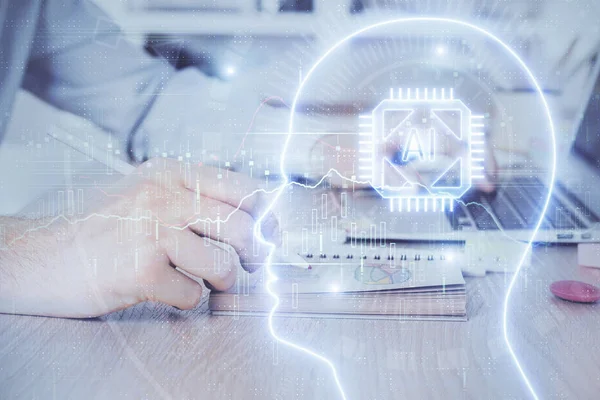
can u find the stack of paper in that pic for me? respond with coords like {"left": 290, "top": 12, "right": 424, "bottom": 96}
{"left": 210, "top": 250, "right": 466, "bottom": 321}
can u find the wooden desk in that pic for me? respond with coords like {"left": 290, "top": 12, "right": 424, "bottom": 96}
{"left": 1, "top": 245, "right": 599, "bottom": 399}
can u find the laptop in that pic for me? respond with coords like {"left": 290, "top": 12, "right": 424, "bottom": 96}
{"left": 348, "top": 61, "right": 600, "bottom": 244}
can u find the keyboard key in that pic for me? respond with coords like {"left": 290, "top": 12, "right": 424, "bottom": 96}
{"left": 510, "top": 177, "right": 588, "bottom": 229}
{"left": 487, "top": 195, "right": 526, "bottom": 229}
{"left": 545, "top": 198, "right": 586, "bottom": 229}
{"left": 466, "top": 203, "right": 499, "bottom": 230}
{"left": 544, "top": 200, "right": 572, "bottom": 229}
{"left": 453, "top": 201, "right": 468, "bottom": 219}
{"left": 503, "top": 187, "right": 542, "bottom": 228}
{"left": 445, "top": 202, "right": 470, "bottom": 230}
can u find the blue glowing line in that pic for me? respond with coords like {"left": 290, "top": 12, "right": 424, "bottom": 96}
{"left": 253, "top": 171, "right": 358, "bottom": 400}
{"left": 253, "top": 17, "right": 555, "bottom": 400}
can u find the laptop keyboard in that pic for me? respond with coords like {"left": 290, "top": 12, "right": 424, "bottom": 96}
{"left": 555, "top": 181, "right": 600, "bottom": 223}
{"left": 446, "top": 177, "right": 590, "bottom": 231}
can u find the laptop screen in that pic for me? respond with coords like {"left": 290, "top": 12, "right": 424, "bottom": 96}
{"left": 573, "top": 72, "right": 600, "bottom": 169}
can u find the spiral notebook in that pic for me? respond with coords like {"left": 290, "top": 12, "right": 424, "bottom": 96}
{"left": 209, "top": 246, "right": 467, "bottom": 321}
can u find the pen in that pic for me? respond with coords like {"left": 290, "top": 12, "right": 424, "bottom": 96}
{"left": 272, "top": 251, "right": 311, "bottom": 269}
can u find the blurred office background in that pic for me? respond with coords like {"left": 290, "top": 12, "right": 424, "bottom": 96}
{"left": 2, "top": 0, "right": 599, "bottom": 214}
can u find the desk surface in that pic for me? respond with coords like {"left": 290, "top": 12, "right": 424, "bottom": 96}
{"left": 1, "top": 245, "right": 600, "bottom": 399}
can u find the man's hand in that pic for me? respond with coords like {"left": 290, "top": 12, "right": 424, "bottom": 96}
{"left": 306, "top": 133, "right": 497, "bottom": 193}
{"left": 0, "top": 159, "right": 278, "bottom": 318}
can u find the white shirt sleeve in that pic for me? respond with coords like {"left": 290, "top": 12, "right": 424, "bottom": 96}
{"left": 132, "top": 67, "right": 320, "bottom": 175}
{"left": 21, "top": 0, "right": 318, "bottom": 174}
{"left": 22, "top": 0, "right": 173, "bottom": 161}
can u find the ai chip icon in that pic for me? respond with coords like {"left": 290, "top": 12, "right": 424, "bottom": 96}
{"left": 359, "top": 88, "right": 485, "bottom": 211}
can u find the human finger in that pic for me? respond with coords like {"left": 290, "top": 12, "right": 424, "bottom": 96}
{"left": 149, "top": 159, "right": 280, "bottom": 241}
{"left": 139, "top": 158, "right": 275, "bottom": 220}
{"left": 177, "top": 193, "right": 270, "bottom": 272}
{"left": 141, "top": 264, "right": 204, "bottom": 310}
{"left": 161, "top": 229, "right": 238, "bottom": 291}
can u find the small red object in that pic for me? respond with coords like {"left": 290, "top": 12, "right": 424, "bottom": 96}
{"left": 550, "top": 280, "right": 600, "bottom": 303}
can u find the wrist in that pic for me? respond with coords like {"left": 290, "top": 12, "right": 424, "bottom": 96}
{"left": 0, "top": 218, "right": 75, "bottom": 316}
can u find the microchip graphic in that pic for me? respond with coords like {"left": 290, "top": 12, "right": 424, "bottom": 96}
{"left": 359, "top": 88, "right": 485, "bottom": 211}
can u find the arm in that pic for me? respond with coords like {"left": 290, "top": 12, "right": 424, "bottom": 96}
{"left": 22, "top": 0, "right": 176, "bottom": 162}
{"left": 21, "top": 0, "right": 325, "bottom": 177}
{"left": 21, "top": 1, "right": 308, "bottom": 167}
{"left": 0, "top": 160, "right": 278, "bottom": 318}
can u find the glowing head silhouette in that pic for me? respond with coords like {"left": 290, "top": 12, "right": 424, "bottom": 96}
{"left": 260, "top": 17, "right": 555, "bottom": 400}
